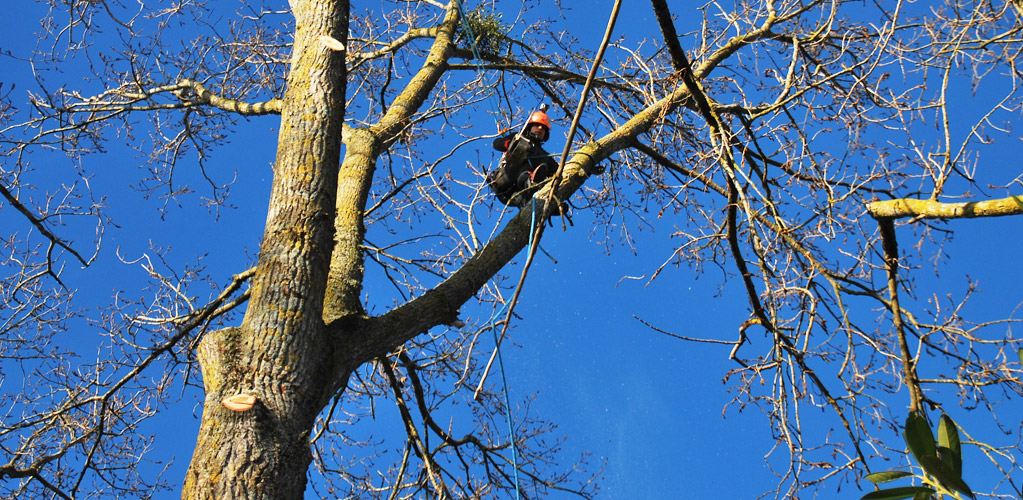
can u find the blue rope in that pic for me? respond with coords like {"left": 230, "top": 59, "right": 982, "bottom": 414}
{"left": 457, "top": 1, "right": 524, "bottom": 497}
{"left": 490, "top": 312, "right": 522, "bottom": 500}
{"left": 482, "top": 198, "right": 548, "bottom": 500}
{"left": 475, "top": 198, "right": 553, "bottom": 500}
{"left": 454, "top": 0, "right": 506, "bottom": 131}
{"left": 455, "top": 5, "right": 560, "bottom": 496}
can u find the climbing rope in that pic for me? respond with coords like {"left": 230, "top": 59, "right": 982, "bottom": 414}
{"left": 454, "top": 0, "right": 507, "bottom": 132}
{"left": 454, "top": 0, "right": 525, "bottom": 496}
{"left": 453, "top": 2, "right": 623, "bottom": 497}
{"left": 486, "top": 198, "right": 544, "bottom": 500}
{"left": 455, "top": 1, "right": 623, "bottom": 497}
{"left": 480, "top": 299, "right": 523, "bottom": 499}
{"left": 489, "top": 0, "right": 622, "bottom": 383}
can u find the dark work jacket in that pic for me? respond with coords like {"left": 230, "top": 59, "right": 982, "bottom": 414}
{"left": 488, "top": 133, "right": 557, "bottom": 206}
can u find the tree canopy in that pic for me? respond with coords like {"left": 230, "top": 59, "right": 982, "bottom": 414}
{"left": 1, "top": 0, "right": 1022, "bottom": 499}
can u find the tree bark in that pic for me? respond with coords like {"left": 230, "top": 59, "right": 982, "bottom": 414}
{"left": 322, "top": 3, "right": 460, "bottom": 325}
{"left": 867, "top": 195, "right": 1023, "bottom": 220}
{"left": 182, "top": 1, "right": 349, "bottom": 498}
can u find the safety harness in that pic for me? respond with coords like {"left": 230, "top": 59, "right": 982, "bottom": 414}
{"left": 487, "top": 104, "right": 553, "bottom": 206}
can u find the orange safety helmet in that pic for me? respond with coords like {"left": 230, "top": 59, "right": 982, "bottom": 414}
{"left": 526, "top": 110, "right": 551, "bottom": 141}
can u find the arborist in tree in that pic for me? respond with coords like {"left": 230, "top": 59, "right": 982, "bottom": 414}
{"left": 487, "top": 105, "right": 559, "bottom": 208}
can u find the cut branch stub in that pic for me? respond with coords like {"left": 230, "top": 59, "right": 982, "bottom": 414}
{"left": 222, "top": 394, "right": 258, "bottom": 412}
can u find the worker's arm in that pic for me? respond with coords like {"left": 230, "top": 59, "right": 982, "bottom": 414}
{"left": 492, "top": 134, "right": 513, "bottom": 152}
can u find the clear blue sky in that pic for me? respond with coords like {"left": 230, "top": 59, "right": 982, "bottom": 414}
{"left": 3, "top": 1, "right": 1022, "bottom": 499}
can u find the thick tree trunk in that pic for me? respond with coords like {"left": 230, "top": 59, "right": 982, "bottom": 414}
{"left": 182, "top": 2, "right": 349, "bottom": 498}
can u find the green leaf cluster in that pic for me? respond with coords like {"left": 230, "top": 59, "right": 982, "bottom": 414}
{"left": 458, "top": 10, "right": 509, "bottom": 56}
{"left": 861, "top": 413, "right": 974, "bottom": 500}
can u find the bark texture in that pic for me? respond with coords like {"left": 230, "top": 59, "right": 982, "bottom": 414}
{"left": 322, "top": 3, "right": 460, "bottom": 325}
{"left": 867, "top": 196, "right": 1023, "bottom": 220}
{"left": 182, "top": 1, "right": 349, "bottom": 498}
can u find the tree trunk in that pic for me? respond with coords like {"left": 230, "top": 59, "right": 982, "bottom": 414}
{"left": 182, "top": 2, "right": 349, "bottom": 498}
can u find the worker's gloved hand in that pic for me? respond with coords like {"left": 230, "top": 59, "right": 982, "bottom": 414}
{"left": 503, "top": 134, "right": 533, "bottom": 168}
